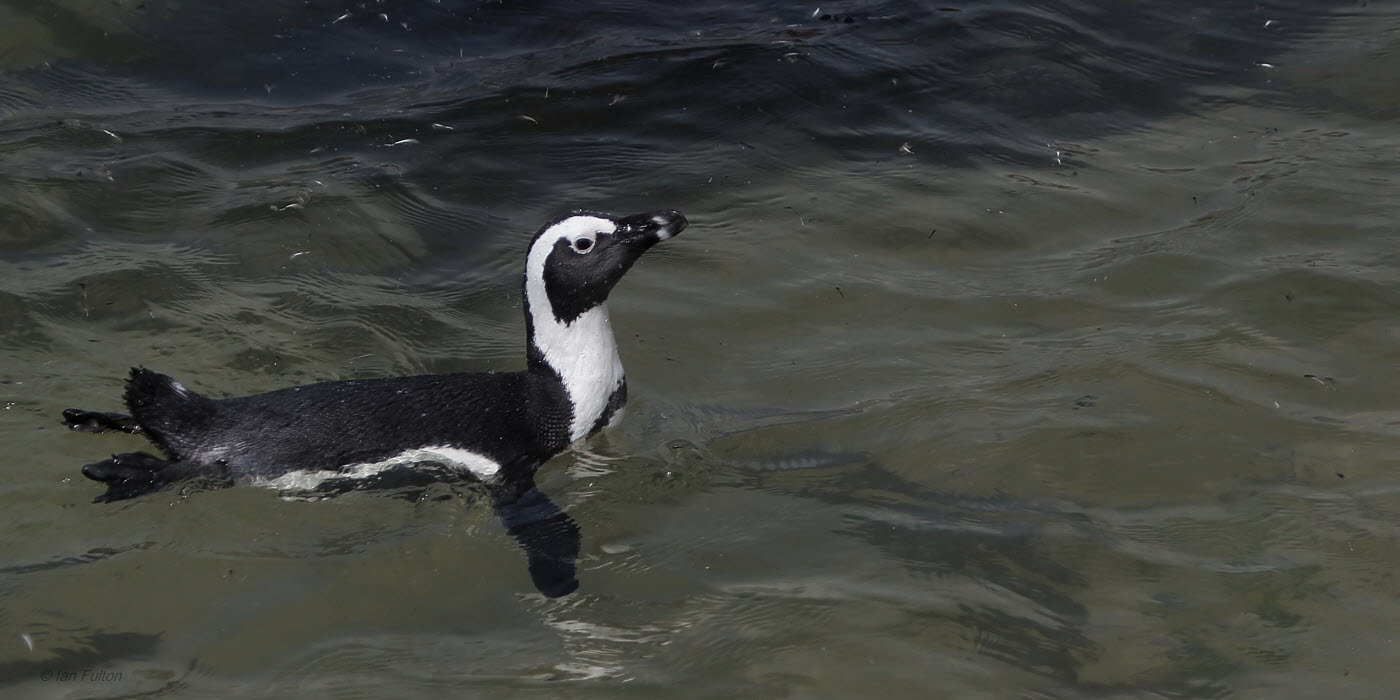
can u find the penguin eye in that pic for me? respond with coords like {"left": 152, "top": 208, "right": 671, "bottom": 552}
{"left": 572, "top": 237, "right": 595, "bottom": 254}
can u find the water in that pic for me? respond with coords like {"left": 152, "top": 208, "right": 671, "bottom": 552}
{"left": 3, "top": 0, "right": 1399, "bottom": 696}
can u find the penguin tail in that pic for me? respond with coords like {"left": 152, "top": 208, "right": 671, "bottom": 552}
{"left": 122, "top": 367, "right": 219, "bottom": 455}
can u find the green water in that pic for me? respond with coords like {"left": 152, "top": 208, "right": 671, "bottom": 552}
{"left": 3, "top": 1, "right": 1399, "bottom": 697}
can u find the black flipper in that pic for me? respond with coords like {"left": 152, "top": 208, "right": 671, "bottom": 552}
{"left": 81, "top": 452, "right": 174, "bottom": 503}
{"left": 492, "top": 484, "right": 581, "bottom": 598}
{"left": 62, "top": 409, "right": 143, "bottom": 434}
{"left": 123, "top": 367, "right": 219, "bottom": 454}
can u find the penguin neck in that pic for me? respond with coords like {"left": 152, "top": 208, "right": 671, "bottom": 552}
{"left": 525, "top": 294, "right": 625, "bottom": 443}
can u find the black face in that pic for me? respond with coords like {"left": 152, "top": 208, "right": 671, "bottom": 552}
{"left": 540, "top": 210, "right": 687, "bottom": 324}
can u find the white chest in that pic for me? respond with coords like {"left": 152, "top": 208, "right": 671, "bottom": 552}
{"left": 530, "top": 302, "right": 625, "bottom": 442}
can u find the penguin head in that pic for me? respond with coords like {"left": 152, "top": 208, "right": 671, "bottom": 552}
{"left": 524, "top": 210, "right": 687, "bottom": 325}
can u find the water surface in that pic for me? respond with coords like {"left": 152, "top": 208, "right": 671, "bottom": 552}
{"left": 3, "top": 1, "right": 1399, "bottom": 697}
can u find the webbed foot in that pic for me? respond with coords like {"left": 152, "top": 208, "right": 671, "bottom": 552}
{"left": 62, "top": 409, "right": 142, "bottom": 434}
{"left": 81, "top": 452, "right": 171, "bottom": 503}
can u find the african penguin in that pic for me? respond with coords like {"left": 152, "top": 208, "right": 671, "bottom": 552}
{"left": 62, "top": 209, "right": 687, "bottom": 503}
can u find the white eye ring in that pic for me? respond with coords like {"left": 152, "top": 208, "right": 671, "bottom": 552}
{"left": 572, "top": 236, "right": 596, "bottom": 254}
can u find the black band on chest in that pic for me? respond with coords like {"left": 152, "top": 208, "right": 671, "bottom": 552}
{"left": 589, "top": 380, "right": 628, "bottom": 436}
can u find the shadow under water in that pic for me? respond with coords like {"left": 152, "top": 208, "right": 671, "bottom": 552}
{"left": 304, "top": 466, "right": 584, "bottom": 599}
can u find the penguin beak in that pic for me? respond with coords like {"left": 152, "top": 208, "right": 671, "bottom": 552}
{"left": 613, "top": 210, "right": 688, "bottom": 247}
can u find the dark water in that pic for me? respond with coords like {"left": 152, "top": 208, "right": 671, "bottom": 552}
{"left": 4, "top": 0, "right": 1400, "bottom": 696}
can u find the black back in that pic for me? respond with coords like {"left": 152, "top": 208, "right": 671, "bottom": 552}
{"left": 132, "top": 368, "right": 572, "bottom": 482}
